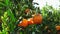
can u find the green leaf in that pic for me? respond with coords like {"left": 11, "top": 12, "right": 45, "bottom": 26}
{"left": 0, "top": 2, "right": 6, "bottom": 6}
{"left": 7, "top": 9, "right": 16, "bottom": 22}
{"left": 20, "top": 32, "right": 23, "bottom": 34}
{"left": 5, "top": 0, "right": 9, "bottom": 6}
{"left": 0, "top": 31, "right": 2, "bottom": 34}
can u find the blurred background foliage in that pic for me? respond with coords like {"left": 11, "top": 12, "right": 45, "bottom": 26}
{"left": 0, "top": 0, "right": 60, "bottom": 34}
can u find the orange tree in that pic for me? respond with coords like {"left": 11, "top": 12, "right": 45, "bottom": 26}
{"left": 0, "top": 0, "right": 60, "bottom": 34}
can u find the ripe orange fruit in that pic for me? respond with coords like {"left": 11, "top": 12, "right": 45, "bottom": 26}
{"left": 56, "top": 25, "right": 60, "bottom": 30}
{"left": 25, "top": 8, "right": 30, "bottom": 14}
{"left": 33, "top": 14, "right": 42, "bottom": 24}
{"left": 28, "top": 18, "right": 34, "bottom": 25}
{"left": 18, "top": 19, "right": 28, "bottom": 27}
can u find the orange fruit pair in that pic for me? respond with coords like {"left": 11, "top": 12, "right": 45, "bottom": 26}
{"left": 28, "top": 14, "right": 43, "bottom": 25}
{"left": 18, "top": 14, "right": 43, "bottom": 28}
{"left": 18, "top": 18, "right": 34, "bottom": 28}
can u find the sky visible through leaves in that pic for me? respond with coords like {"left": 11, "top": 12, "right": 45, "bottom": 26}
{"left": 33, "top": 0, "right": 60, "bottom": 9}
